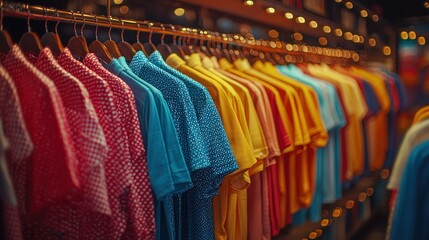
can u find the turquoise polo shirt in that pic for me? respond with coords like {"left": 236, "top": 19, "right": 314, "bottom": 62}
{"left": 107, "top": 58, "right": 191, "bottom": 240}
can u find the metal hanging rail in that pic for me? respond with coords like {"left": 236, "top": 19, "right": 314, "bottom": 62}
{"left": 0, "top": 1, "right": 357, "bottom": 62}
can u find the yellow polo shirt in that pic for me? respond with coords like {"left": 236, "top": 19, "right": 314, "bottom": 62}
{"left": 201, "top": 56, "right": 268, "bottom": 173}
{"left": 349, "top": 66, "right": 390, "bottom": 170}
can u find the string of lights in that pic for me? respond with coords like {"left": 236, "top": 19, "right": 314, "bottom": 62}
{"left": 238, "top": 0, "right": 394, "bottom": 57}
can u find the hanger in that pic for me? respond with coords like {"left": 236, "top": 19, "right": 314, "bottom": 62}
{"left": 171, "top": 34, "right": 185, "bottom": 58}
{"left": 132, "top": 23, "right": 148, "bottom": 56}
{"left": 156, "top": 24, "right": 172, "bottom": 59}
{"left": 104, "top": 17, "right": 121, "bottom": 58}
{"left": 228, "top": 40, "right": 237, "bottom": 62}
{"left": 274, "top": 52, "right": 285, "bottom": 65}
{"left": 198, "top": 36, "right": 211, "bottom": 57}
{"left": 117, "top": 18, "right": 136, "bottom": 61}
{"left": 67, "top": 11, "right": 89, "bottom": 60}
{"left": 88, "top": 14, "right": 112, "bottom": 64}
{"left": 207, "top": 33, "right": 217, "bottom": 57}
{"left": 0, "top": 2, "right": 13, "bottom": 54}
{"left": 78, "top": 12, "right": 90, "bottom": 51}
{"left": 142, "top": 22, "right": 156, "bottom": 56}
{"left": 40, "top": 9, "right": 64, "bottom": 57}
{"left": 180, "top": 33, "right": 192, "bottom": 56}
{"left": 19, "top": 6, "right": 42, "bottom": 56}
{"left": 221, "top": 40, "right": 233, "bottom": 62}
{"left": 214, "top": 37, "right": 223, "bottom": 59}
{"left": 188, "top": 33, "right": 197, "bottom": 54}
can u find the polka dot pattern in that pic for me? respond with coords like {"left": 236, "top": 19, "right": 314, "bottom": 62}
{"left": 149, "top": 52, "right": 238, "bottom": 240}
{"left": 2, "top": 46, "right": 80, "bottom": 226}
{"left": 84, "top": 53, "right": 155, "bottom": 240}
{"left": 58, "top": 48, "right": 132, "bottom": 239}
{"left": 0, "top": 64, "right": 31, "bottom": 240}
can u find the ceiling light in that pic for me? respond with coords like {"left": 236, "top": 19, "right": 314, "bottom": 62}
{"left": 383, "top": 46, "right": 391, "bottom": 56}
{"left": 335, "top": 28, "right": 343, "bottom": 37}
{"left": 344, "top": 31, "right": 353, "bottom": 40}
{"left": 360, "top": 10, "right": 368, "bottom": 17}
{"left": 284, "top": 12, "right": 294, "bottom": 19}
{"left": 244, "top": 0, "right": 254, "bottom": 6}
{"left": 372, "top": 14, "right": 379, "bottom": 22}
{"left": 309, "top": 20, "right": 318, "bottom": 28}
{"left": 319, "top": 37, "right": 328, "bottom": 45}
{"left": 409, "top": 31, "right": 416, "bottom": 40}
{"left": 174, "top": 7, "right": 185, "bottom": 16}
{"left": 418, "top": 36, "right": 426, "bottom": 45}
{"left": 400, "top": 31, "right": 408, "bottom": 40}
{"left": 345, "top": 2, "right": 353, "bottom": 9}
{"left": 119, "top": 5, "right": 129, "bottom": 14}
{"left": 323, "top": 25, "right": 331, "bottom": 33}
{"left": 368, "top": 38, "right": 376, "bottom": 46}
{"left": 296, "top": 16, "right": 306, "bottom": 23}
{"left": 268, "top": 29, "right": 279, "bottom": 38}
{"left": 266, "top": 7, "right": 276, "bottom": 14}
{"left": 293, "top": 32, "right": 303, "bottom": 41}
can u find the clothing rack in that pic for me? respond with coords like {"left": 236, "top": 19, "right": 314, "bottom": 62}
{"left": 0, "top": 1, "right": 356, "bottom": 64}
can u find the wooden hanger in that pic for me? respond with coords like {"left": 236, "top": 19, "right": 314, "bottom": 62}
{"left": 19, "top": 7, "right": 42, "bottom": 57}
{"left": 104, "top": 17, "right": 121, "bottom": 58}
{"left": 179, "top": 35, "right": 192, "bottom": 56}
{"left": 67, "top": 11, "right": 89, "bottom": 60}
{"left": 207, "top": 35, "right": 217, "bottom": 57}
{"left": 214, "top": 38, "right": 223, "bottom": 59}
{"left": 156, "top": 25, "right": 172, "bottom": 59}
{"left": 142, "top": 23, "right": 156, "bottom": 56}
{"left": 0, "top": 3, "right": 12, "bottom": 54}
{"left": 221, "top": 40, "right": 233, "bottom": 62}
{"left": 198, "top": 37, "right": 211, "bottom": 57}
{"left": 132, "top": 23, "right": 149, "bottom": 56}
{"left": 171, "top": 34, "right": 185, "bottom": 59}
{"left": 88, "top": 14, "right": 112, "bottom": 64}
{"left": 40, "top": 9, "right": 63, "bottom": 57}
{"left": 117, "top": 18, "right": 136, "bottom": 61}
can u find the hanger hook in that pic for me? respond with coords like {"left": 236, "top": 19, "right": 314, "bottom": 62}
{"left": 55, "top": 10, "right": 60, "bottom": 34}
{"left": 136, "top": 23, "right": 141, "bottom": 43}
{"left": 1, "top": 1, "right": 4, "bottom": 31}
{"left": 160, "top": 24, "right": 166, "bottom": 45}
{"left": 27, "top": 5, "right": 31, "bottom": 32}
{"left": 43, "top": 7, "right": 48, "bottom": 33}
{"left": 71, "top": 11, "right": 77, "bottom": 36}
{"left": 120, "top": 18, "right": 125, "bottom": 42}
{"left": 80, "top": 12, "right": 85, "bottom": 37}
{"left": 92, "top": 14, "right": 99, "bottom": 41}
{"left": 177, "top": 34, "right": 182, "bottom": 46}
{"left": 148, "top": 22, "right": 153, "bottom": 44}
{"left": 108, "top": 17, "right": 112, "bottom": 40}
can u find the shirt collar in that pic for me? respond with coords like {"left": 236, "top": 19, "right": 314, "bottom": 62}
{"left": 185, "top": 53, "right": 203, "bottom": 68}
{"left": 165, "top": 53, "right": 186, "bottom": 69}
{"left": 218, "top": 58, "right": 233, "bottom": 70}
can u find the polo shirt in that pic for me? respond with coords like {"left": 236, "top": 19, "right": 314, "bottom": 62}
{"left": 166, "top": 53, "right": 255, "bottom": 240}
{"left": 349, "top": 67, "right": 391, "bottom": 170}
{"left": 213, "top": 57, "right": 281, "bottom": 159}
{"left": 106, "top": 58, "right": 191, "bottom": 240}
{"left": 201, "top": 55, "right": 268, "bottom": 174}
{"left": 306, "top": 64, "right": 366, "bottom": 180}
{"left": 249, "top": 60, "right": 320, "bottom": 211}
{"left": 150, "top": 51, "right": 239, "bottom": 240}
{"left": 387, "top": 119, "right": 429, "bottom": 190}
{"left": 2, "top": 46, "right": 79, "bottom": 217}
{"left": 390, "top": 140, "right": 429, "bottom": 240}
